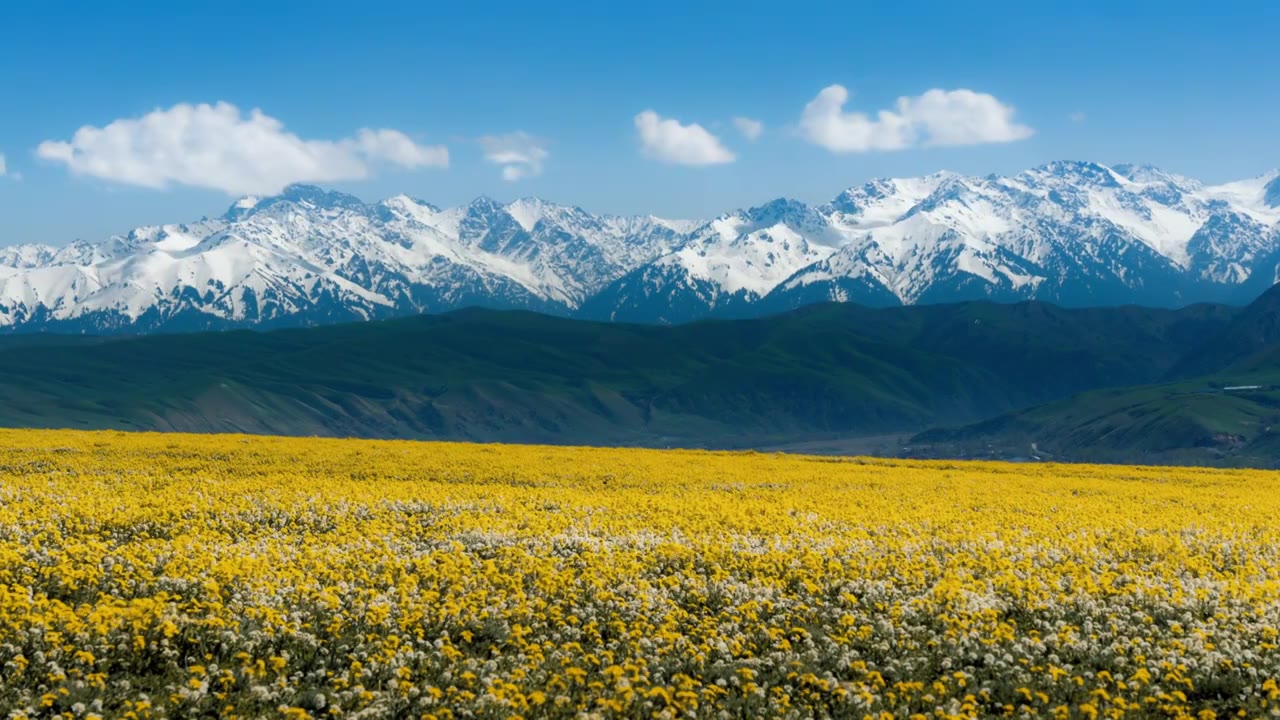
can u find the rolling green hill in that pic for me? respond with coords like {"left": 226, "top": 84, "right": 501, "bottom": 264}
{"left": 914, "top": 378, "right": 1280, "bottom": 467}
{"left": 1168, "top": 282, "right": 1280, "bottom": 378}
{"left": 914, "top": 285, "right": 1280, "bottom": 466}
{"left": 0, "top": 299, "right": 1236, "bottom": 449}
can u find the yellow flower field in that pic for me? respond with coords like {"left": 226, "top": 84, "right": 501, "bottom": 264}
{"left": 1, "top": 430, "right": 1279, "bottom": 719}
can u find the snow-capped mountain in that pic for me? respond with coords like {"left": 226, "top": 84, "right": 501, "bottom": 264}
{"left": 0, "top": 185, "right": 686, "bottom": 332}
{"left": 1, "top": 161, "right": 1278, "bottom": 333}
{"left": 591, "top": 162, "right": 1280, "bottom": 320}
{"left": 579, "top": 198, "right": 841, "bottom": 323}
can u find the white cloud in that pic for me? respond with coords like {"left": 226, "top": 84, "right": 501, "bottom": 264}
{"left": 0, "top": 154, "right": 6, "bottom": 177}
{"left": 733, "top": 117, "right": 764, "bottom": 141}
{"left": 1070, "top": 111, "right": 1087, "bottom": 123}
{"left": 353, "top": 128, "right": 449, "bottom": 169}
{"left": 799, "top": 84, "right": 1034, "bottom": 153}
{"left": 634, "top": 110, "right": 735, "bottom": 166}
{"left": 36, "top": 102, "right": 449, "bottom": 195}
{"left": 478, "top": 132, "right": 548, "bottom": 181}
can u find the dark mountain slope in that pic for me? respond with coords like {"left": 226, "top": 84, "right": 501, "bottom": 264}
{"left": 1169, "top": 283, "right": 1280, "bottom": 377}
{"left": 914, "top": 379, "right": 1280, "bottom": 467}
{"left": 0, "top": 300, "right": 1234, "bottom": 447}
{"left": 915, "top": 286, "right": 1280, "bottom": 467}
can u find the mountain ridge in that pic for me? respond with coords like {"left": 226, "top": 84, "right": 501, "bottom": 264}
{"left": 909, "top": 283, "right": 1280, "bottom": 466}
{"left": 2, "top": 160, "right": 1277, "bottom": 333}
{"left": 0, "top": 297, "right": 1237, "bottom": 449}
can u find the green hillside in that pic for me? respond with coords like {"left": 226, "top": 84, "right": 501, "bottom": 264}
{"left": 1169, "top": 282, "right": 1280, "bottom": 378}
{"left": 0, "top": 299, "right": 1233, "bottom": 448}
{"left": 914, "top": 378, "right": 1280, "bottom": 467}
{"left": 914, "top": 286, "right": 1280, "bottom": 466}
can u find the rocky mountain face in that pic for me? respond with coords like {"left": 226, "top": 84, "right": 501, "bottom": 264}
{"left": 1, "top": 161, "right": 1277, "bottom": 332}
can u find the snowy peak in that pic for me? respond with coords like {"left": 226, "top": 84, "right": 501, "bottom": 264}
{"left": 224, "top": 195, "right": 261, "bottom": 221}
{"left": 672, "top": 221, "right": 832, "bottom": 297}
{"left": 465, "top": 194, "right": 506, "bottom": 216}
{"left": 221, "top": 185, "right": 371, "bottom": 226}
{"left": 0, "top": 187, "right": 695, "bottom": 332}
{"left": 459, "top": 196, "right": 525, "bottom": 251}
{"left": 647, "top": 216, "right": 701, "bottom": 235}
{"left": 375, "top": 194, "right": 442, "bottom": 228}
{"left": 505, "top": 197, "right": 571, "bottom": 232}
{"left": 745, "top": 160, "right": 1280, "bottom": 310}
{"left": 1029, "top": 160, "right": 1124, "bottom": 187}
{"left": 1111, "top": 163, "right": 1200, "bottom": 189}
{"left": 281, "top": 184, "right": 367, "bottom": 209}
{"left": 380, "top": 194, "right": 441, "bottom": 213}
{"left": 743, "top": 197, "right": 827, "bottom": 233}
{"left": 827, "top": 172, "right": 955, "bottom": 227}
{"left": 0, "top": 244, "right": 60, "bottom": 270}
{"left": 2, "top": 161, "right": 1279, "bottom": 333}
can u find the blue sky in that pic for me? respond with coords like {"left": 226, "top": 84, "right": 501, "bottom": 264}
{"left": 1, "top": 0, "right": 1277, "bottom": 245}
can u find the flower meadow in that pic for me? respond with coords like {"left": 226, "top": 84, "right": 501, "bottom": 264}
{"left": 1, "top": 431, "right": 1280, "bottom": 719}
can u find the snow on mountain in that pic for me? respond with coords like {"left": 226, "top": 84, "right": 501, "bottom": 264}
{"left": 0, "top": 162, "right": 1278, "bottom": 333}
{"left": 1205, "top": 171, "right": 1280, "bottom": 219}
{"left": 505, "top": 197, "right": 566, "bottom": 233}
{"left": 0, "top": 184, "right": 689, "bottom": 331}
{"left": 579, "top": 199, "right": 841, "bottom": 322}
{"left": 0, "top": 244, "right": 60, "bottom": 269}
{"left": 1266, "top": 174, "right": 1280, "bottom": 209}
{"left": 670, "top": 199, "right": 839, "bottom": 295}
{"left": 766, "top": 161, "right": 1280, "bottom": 311}
{"left": 826, "top": 172, "right": 959, "bottom": 228}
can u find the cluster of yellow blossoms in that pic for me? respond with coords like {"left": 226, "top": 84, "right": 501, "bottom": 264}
{"left": 0, "top": 429, "right": 1279, "bottom": 719}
